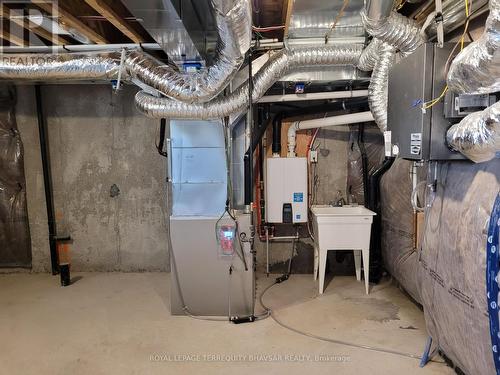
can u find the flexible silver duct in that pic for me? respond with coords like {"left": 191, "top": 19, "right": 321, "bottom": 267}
{"left": 0, "top": 53, "right": 122, "bottom": 80}
{"left": 447, "top": 0, "right": 500, "bottom": 94}
{"left": 446, "top": 101, "right": 500, "bottom": 163}
{"left": 361, "top": 10, "right": 425, "bottom": 54}
{"left": 124, "top": 0, "right": 251, "bottom": 103}
{"left": 357, "top": 38, "right": 382, "bottom": 72}
{"left": 135, "top": 45, "right": 363, "bottom": 119}
{"left": 367, "top": 42, "right": 395, "bottom": 131}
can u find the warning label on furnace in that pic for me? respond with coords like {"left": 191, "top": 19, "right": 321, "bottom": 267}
{"left": 410, "top": 133, "right": 422, "bottom": 155}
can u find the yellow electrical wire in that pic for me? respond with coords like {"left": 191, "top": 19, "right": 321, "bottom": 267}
{"left": 422, "top": 0, "right": 471, "bottom": 109}
{"left": 423, "top": 85, "right": 448, "bottom": 109}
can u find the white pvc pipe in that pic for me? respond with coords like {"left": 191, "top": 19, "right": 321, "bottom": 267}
{"left": 0, "top": 39, "right": 279, "bottom": 54}
{"left": 287, "top": 111, "right": 374, "bottom": 157}
{"left": 258, "top": 90, "right": 368, "bottom": 103}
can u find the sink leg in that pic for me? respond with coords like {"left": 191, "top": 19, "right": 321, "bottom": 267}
{"left": 362, "top": 247, "right": 370, "bottom": 294}
{"left": 318, "top": 248, "right": 327, "bottom": 294}
{"left": 313, "top": 245, "right": 319, "bottom": 281}
{"left": 354, "top": 250, "right": 362, "bottom": 281}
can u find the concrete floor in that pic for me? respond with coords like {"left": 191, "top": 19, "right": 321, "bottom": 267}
{"left": 0, "top": 272, "right": 453, "bottom": 375}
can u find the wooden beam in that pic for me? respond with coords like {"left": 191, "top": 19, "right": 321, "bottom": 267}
{"left": 0, "top": 29, "right": 25, "bottom": 46}
{"left": 283, "top": 0, "right": 294, "bottom": 39}
{"left": 35, "top": 1, "right": 108, "bottom": 44}
{"left": 83, "top": 0, "right": 144, "bottom": 43}
{"left": 0, "top": 5, "right": 71, "bottom": 45}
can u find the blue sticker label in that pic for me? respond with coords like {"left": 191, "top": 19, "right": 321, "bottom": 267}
{"left": 296, "top": 214, "right": 301, "bottom": 220}
{"left": 293, "top": 192, "right": 303, "bottom": 202}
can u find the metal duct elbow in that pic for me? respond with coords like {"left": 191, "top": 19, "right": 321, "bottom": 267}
{"left": 358, "top": 38, "right": 382, "bottom": 71}
{"left": 447, "top": 0, "right": 500, "bottom": 94}
{"left": 367, "top": 42, "right": 395, "bottom": 132}
{"left": 364, "top": 0, "right": 394, "bottom": 21}
{"left": 0, "top": 53, "right": 122, "bottom": 80}
{"left": 361, "top": 10, "right": 425, "bottom": 53}
{"left": 446, "top": 101, "right": 500, "bottom": 163}
{"left": 135, "top": 45, "right": 363, "bottom": 119}
{"left": 124, "top": 0, "right": 252, "bottom": 103}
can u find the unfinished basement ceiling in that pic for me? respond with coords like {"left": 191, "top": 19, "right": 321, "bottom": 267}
{"left": 286, "top": 0, "right": 365, "bottom": 41}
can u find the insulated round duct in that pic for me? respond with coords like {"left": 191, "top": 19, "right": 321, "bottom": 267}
{"left": 134, "top": 45, "right": 363, "bottom": 119}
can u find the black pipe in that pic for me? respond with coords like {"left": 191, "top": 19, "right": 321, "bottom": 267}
{"left": 367, "top": 157, "right": 395, "bottom": 283}
{"left": 244, "top": 51, "right": 253, "bottom": 206}
{"left": 357, "top": 124, "right": 369, "bottom": 206}
{"left": 35, "top": 85, "right": 59, "bottom": 275}
{"left": 272, "top": 113, "right": 282, "bottom": 154}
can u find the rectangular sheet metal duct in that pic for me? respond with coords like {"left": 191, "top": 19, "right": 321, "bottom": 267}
{"left": 121, "top": 0, "right": 217, "bottom": 65}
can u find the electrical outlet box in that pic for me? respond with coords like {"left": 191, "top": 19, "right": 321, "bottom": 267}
{"left": 309, "top": 150, "right": 318, "bottom": 163}
{"left": 265, "top": 157, "right": 308, "bottom": 223}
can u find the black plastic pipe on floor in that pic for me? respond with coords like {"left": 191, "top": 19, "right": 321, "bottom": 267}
{"left": 367, "top": 157, "right": 395, "bottom": 283}
{"left": 35, "top": 85, "right": 59, "bottom": 275}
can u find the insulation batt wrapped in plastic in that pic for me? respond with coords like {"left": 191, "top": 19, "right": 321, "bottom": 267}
{"left": 446, "top": 101, "right": 500, "bottom": 163}
{"left": 447, "top": 0, "right": 500, "bottom": 94}
{"left": 0, "top": 85, "right": 31, "bottom": 267}
{"left": 135, "top": 45, "right": 363, "bottom": 119}
{"left": 379, "top": 158, "right": 423, "bottom": 303}
{"left": 419, "top": 160, "right": 500, "bottom": 375}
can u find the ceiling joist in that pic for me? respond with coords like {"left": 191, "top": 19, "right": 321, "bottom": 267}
{"left": 0, "top": 29, "right": 25, "bottom": 46}
{"left": 0, "top": 4, "right": 71, "bottom": 45}
{"left": 35, "top": 1, "right": 108, "bottom": 44}
{"left": 83, "top": 0, "right": 144, "bottom": 43}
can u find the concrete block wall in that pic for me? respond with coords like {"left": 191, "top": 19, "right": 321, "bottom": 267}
{"left": 16, "top": 84, "right": 170, "bottom": 272}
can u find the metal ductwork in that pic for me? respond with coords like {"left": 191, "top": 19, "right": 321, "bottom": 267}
{"left": 447, "top": 0, "right": 500, "bottom": 94}
{"left": 135, "top": 45, "right": 363, "bottom": 119}
{"left": 358, "top": 38, "right": 382, "bottom": 71}
{"left": 367, "top": 42, "right": 395, "bottom": 132}
{"left": 124, "top": 0, "right": 252, "bottom": 103}
{"left": 446, "top": 101, "right": 500, "bottom": 163}
{"left": 364, "top": 0, "right": 394, "bottom": 21}
{"left": 0, "top": 53, "right": 122, "bottom": 80}
{"left": 359, "top": 0, "right": 425, "bottom": 131}
{"left": 361, "top": 10, "right": 425, "bottom": 54}
{"left": 0, "top": 0, "right": 251, "bottom": 105}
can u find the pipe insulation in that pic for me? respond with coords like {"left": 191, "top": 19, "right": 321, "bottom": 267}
{"left": 361, "top": 10, "right": 425, "bottom": 54}
{"left": 447, "top": 0, "right": 500, "bottom": 94}
{"left": 134, "top": 45, "right": 363, "bottom": 119}
{"left": 367, "top": 42, "right": 396, "bottom": 132}
{"left": 124, "top": 0, "right": 252, "bottom": 103}
{"left": 446, "top": 101, "right": 500, "bottom": 163}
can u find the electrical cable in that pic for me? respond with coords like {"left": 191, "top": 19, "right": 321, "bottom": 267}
{"left": 422, "top": 0, "right": 474, "bottom": 110}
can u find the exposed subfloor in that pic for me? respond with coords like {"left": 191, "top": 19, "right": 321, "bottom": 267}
{"left": 0, "top": 272, "right": 454, "bottom": 374}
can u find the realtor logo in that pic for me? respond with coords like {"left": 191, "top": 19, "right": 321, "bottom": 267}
{"left": 0, "top": 1, "right": 60, "bottom": 52}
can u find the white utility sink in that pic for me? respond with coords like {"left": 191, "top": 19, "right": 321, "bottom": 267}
{"left": 311, "top": 205, "right": 376, "bottom": 294}
{"left": 311, "top": 205, "right": 376, "bottom": 217}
